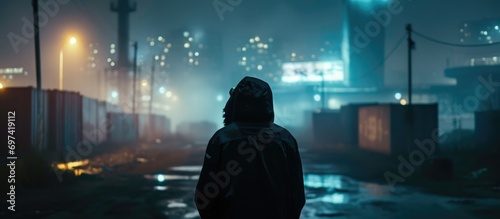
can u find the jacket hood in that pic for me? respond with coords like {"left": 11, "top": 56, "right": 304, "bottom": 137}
{"left": 223, "top": 77, "right": 274, "bottom": 125}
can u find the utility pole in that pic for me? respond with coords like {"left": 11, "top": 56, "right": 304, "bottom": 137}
{"left": 132, "top": 41, "right": 138, "bottom": 114}
{"left": 321, "top": 71, "right": 326, "bottom": 110}
{"left": 406, "top": 24, "right": 416, "bottom": 153}
{"left": 149, "top": 57, "right": 155, "bottom": 115}
{"left": 32, "top": 0, "right": 44, "bottom": 151}
{"left": 406, "top": 24, "right": 415, "bottom": 105}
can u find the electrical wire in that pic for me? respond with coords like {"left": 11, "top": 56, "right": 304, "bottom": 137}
{"left": 412, "top": 30, "right": 500, "bottom": 47}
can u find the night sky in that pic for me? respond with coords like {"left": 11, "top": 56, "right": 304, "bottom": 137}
{"left": 0, "top": 0, "right": 499, "bottom": 89}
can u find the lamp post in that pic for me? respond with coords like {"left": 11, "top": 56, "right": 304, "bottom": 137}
{"left": 59, "top": 37, "right": 77, "bottom": 90}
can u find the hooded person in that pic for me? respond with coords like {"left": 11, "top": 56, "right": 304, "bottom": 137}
{"left": 195, "top": 76, "right": 305, "bottom": 219}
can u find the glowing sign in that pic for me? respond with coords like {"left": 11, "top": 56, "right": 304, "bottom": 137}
{"left": 281, "top": 61, "right": 344, "bottom": 83}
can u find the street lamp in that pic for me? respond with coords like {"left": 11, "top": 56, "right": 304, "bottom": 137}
{"left": 59, "top": 37, "right": 77, "bottom": 90}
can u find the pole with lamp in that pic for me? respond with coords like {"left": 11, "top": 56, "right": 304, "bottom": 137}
{"left": 59, "top": 36, "right": 77, "bottom": 90}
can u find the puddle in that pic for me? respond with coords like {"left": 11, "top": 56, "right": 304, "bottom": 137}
{"left": 144, "top": 174, "right": 199, "bottom": 182}
{"left": 169, "top": 165, "right": 203, "bottom": 172}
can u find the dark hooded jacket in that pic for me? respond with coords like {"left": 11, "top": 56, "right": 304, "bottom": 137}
{"left": 195, "top": 77, "right": 305, "bottom": 219}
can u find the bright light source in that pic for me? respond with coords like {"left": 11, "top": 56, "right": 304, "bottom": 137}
{"left": 110, "top": 44, "right": 115, "bottom": 49}
{"left": 150, "top": 41, "right": 155, "bottom": 47}
{"left": 110, "top": 62, "right": 115, "bottom": 66}
{"left": 255, "top": 36, "right": 260, "bottom": 42}
{"left": 111, "top": 91, "right": 118, "bottom": 98}
{"left": 157, "top": 174, "right": 165, "bottom": 182}
{"left": 394, "top": 92, "right": 402, "bottom": 100}
{"left": 328, "top": 98, "right": 341, "bottom": 109}
{"left": 141, "top": 80, "right": 148, "bottom": 87}
{"left": 0, "top": 82, "right": 3, "bottom": 89}
{"left": 110, "top": 49, "right": 116, "bottom": 54}
{"left": 496, "top": 26, "right": 499, "bottom": 30}
{"left": 216, "top": 94, "right": 223, "bottom": 102}
{"left": 291, "top": 53, "right": 296, "bottom": 57}
{"left": 257, "top": 65, "right": 263, "bottom": 71}
{"left": 183, "top": 31, "right": 190, "bottom": 37}
{"left": 400, "top": 99, "right": 407, "bottom": 105}
{"left": 188, "top": 52, "right": 193, "bottom": 57}
{"left": 249, "top": 38, "right": 255, "bottom": 44}
{"left": 166, "top": 91, "right": 172, "bottom": 98}
{"left": 184, "top": 43, "right": 190, "bottom": 48}
{"left": 194, "top": 52, "right": 199, "bottom": 56}
{"left": 164, "top": 48, "right": 169, "bottom": 53}
{"left": 242, "top": 57, "right": 247, "bottom": 61}
{"left": 158, "top": 36, "right": 163, "bottom": 41}
{"left": 69, "top": 37, "right": 77, "bottom": 45}
{"left": 159, "top": 87, "right": 165, "bottom": 94}
{"left": 155, "top": 55, "right": 159, "bottom": 60}
{"left": 314, "top": 94, "right": 321, "bottom": 102}
{"left": 188, "top": 37, "right": 193, "bottom": 42}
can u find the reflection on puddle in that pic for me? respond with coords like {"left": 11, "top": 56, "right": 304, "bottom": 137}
{"left": 144, "top": 174, "right": 199, "bottom": 182}
{"left": 321, "top": 193, "right": 349, "bottom": 204}
{"left": 154, "top": 186, "right": 169, "bottom": 191}
{"left": 304, "top": 174, "right": 389, "bottom": 205}
{"left": 168, "top": 201, "right": 188, "bottom": 208}
{"left": 169, "top": 165, "right": 203, "bottom": 172}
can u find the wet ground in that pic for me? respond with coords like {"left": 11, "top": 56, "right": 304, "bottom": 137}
{"left": 4, "top": 145, "right": 500, "bottom": 219}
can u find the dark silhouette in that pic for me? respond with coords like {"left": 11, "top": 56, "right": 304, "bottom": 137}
{"left": 195, "top": 77, "right": 305, "bottom": 219}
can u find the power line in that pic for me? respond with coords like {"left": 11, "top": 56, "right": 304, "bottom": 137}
{"left": 412, "top": 30, "right": 500, "bottom": 47}
{"left": 349, "top": 33, "right": 407, "bottom": 80}
{"left": 371, "top": 33, "right": 407, "bottom": 72}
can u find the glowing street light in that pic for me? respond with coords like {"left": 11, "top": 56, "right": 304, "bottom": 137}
{"left": 400, "top": 98, "right": 407, "bottom": 106}
{"left": 60, "top": 36, "right": 78, "bottom": 90}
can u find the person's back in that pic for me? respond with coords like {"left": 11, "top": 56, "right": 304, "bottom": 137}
{"left": 195, "top": 77, "right": 305, "bottom": 219}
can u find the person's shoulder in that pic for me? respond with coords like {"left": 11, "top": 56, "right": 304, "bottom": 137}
{"left": 271, "top": 123, "right": 297, "bottom": 142}
{"left": 209, "top": 123, "right": 241, "bottom": 145}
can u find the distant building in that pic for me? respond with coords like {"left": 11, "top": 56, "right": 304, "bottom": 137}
{"left": 341, "top": 0, "right": 387, "bottom": 89}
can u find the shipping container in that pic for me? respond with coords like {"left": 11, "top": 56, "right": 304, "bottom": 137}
{"left": 475, "top": 110, "right": 500, "bottom": 153}
{"left": 312, "top": 110, "right": 342, "bottom": 149}
{"left": 46, "top": 90, "right": 84, "bottom": 160}
{"left": 358, "top": 104, "right": 438, "bottom": 156}
{"left": 340, "top": 103, "right": 379, "bottom": 147}
{"left": 0, "top": 87, "right": 49, "bottom": 153}
{"left": 106, "top": 112, "right": 138, "bottom": 144}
